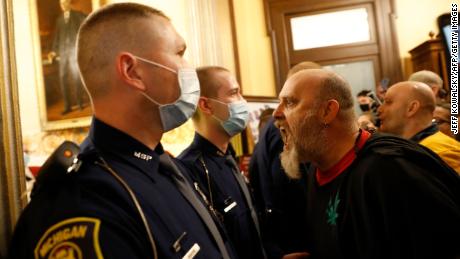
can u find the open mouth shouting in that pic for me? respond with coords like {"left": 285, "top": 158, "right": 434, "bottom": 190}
{"left": 279, "top": 126, "right": 291, "bottom": 150}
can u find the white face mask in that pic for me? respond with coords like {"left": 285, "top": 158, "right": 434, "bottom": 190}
{"left": 134, "top": 56, "right": 200, "bottom": 132}
{"left": 210, "top": 99, "right": 249, "bottom": 136}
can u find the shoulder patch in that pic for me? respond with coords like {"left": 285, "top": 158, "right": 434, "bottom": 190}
{"left": 34, "top": 217, "right": 103, "bottom": 259}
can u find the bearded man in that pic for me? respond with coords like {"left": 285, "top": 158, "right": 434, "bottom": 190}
{"left": 273, "top": 69, "right": 460, "bottom": 258}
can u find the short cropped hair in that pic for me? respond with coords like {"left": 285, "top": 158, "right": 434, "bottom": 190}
{"left": 193, "top": 66, "right": 231, "bottom": 122}
{"left": 287, "top": 61, "right": 322, "bottom": 78}
{"left": 408, "top": 70, "right": 443, "bottom": 88}
{"left": 196, "top": 66, "right": 230, "bottom": 98}
{"left": 77, "top": 3, "right": 169, "bottom": 99}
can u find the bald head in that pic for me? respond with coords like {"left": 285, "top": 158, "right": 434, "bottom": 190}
{"left": 389, "top": 81, "right": 436, "bottom": 114}
{"left": 77, "top": 3, "right": 169, "bottom": 99}
{"left": 379, "top": 81, "right": 436, "bottom": 138}
{"left": 275, "top": 69, "right": 357, "bottom": 172}
{"left": 286, "top": 69, "right": 354, "bottom": 112}
{"left": 287, "top": 61, "right": 322, "bottom": 78}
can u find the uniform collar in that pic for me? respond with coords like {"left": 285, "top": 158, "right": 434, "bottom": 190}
{"left": 191, "top": 132, "right": 235, "bottom": 158}
{"left": 88, "top": 117, "right": 162, "bottom": 179}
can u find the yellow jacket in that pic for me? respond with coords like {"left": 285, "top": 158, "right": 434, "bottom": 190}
{"left": 420, "top": 131, "right": 460, "bottom": 174}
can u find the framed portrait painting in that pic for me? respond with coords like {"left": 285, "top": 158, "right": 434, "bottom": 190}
{"left": 32, "top": 0, "right": 100, "bottom": 130}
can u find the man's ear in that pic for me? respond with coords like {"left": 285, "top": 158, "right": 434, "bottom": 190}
{"left": 321, "top": 99, "right": 340, "bottom": 124}
{"left": 198, "top": 97, "right": 213, "bottom": 115}
{"left": 117, "top": 52, "right": 145, "bottom": 91}
{"left": 406, "top": 100, "right": 420, "bottom": 117}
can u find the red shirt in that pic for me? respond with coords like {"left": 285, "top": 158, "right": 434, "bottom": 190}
{"left": 316, "top": 130, "right": 371, "bottom": 186}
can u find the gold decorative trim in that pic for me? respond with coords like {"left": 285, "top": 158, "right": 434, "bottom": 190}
{"left": 0, "top": 0, "right": 27, "bottom": 254}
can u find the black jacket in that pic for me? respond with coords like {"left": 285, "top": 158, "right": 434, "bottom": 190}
{"left": 305, "top": 133, "right": 460, "bottom": 258}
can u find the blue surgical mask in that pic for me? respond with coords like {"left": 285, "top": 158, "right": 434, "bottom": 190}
{"left": 211, "top": 99, "right": 249, "bottom": 136}
{"left": 134, "top": 56, "right": 200, "bottom": 132}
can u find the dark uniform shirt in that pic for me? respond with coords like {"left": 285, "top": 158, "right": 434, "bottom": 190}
{"left": 179, "top": 133, "right": 266, "bottom": 259}
{"left": 249, "top": 118, "right": 309, "bottom": 258}
{"left": 9, "top": 118, "right": 235, "bottom": 259}
{"left": 304, "top": 133, "right": 460, "bottom": 258}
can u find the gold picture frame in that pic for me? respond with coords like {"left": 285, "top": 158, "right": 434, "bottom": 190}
{"left": 31, "top": 0, "right": 100, "bottom": 130}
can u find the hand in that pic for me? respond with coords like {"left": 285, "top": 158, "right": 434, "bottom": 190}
{"left": 282, "top": 252, "right": 310, "bottom": 259}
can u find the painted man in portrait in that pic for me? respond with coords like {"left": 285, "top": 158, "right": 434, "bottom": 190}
{"left": 48, "top": 0, "right": 87, "bottom": 115}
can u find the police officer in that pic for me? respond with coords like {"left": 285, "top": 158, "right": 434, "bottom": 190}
{"left": 9, "top": 3, "right": 236, "bottom": 259}
{"left": 178, "top": 66, "right": 266, "bottom": 259}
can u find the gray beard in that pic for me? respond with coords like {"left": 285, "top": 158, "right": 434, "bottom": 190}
{"left": 280, "top": 112, "right": 328, "bottom": 179}
{"left": 280, "top": 145, "right": 302, "bottom": 179}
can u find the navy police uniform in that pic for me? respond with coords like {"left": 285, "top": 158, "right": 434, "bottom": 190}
{"left": 179, "top": 133, "right": 266, "bottom": 259}
{"left": 249, "top": 118, "right": 309, "bottom": 258}
{"left": 9, "top": 118, "right": 236, "bottom": 259}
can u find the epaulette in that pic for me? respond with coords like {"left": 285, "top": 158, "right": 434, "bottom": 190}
{"left": 31, "top": 141, "right": 80, "bottom": 199}
{"left": 67, "top": 146, "right": 101, "bottom": 174}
